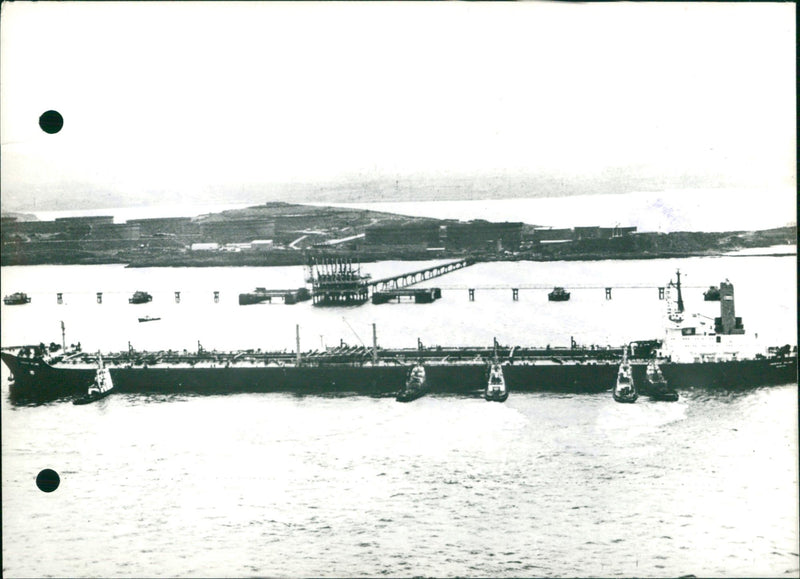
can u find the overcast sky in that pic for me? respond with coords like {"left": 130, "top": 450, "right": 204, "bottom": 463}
{"left": 0, "top": 2, "right": 795, "bottom": 212}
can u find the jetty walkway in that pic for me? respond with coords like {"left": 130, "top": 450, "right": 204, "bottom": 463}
{"left": 369, "top": 258, "right": 474, "bottom": 292}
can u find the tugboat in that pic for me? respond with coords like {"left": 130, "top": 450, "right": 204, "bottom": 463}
{"left": 613, "top": 347, "right": 638, "bottom": 403}
{"left": 703, "top": 286, "right": 721, "bottom": 301}
{"left": 3, "top": 292, "right": 31, "bottom": 305}
{"left": 484, "top": 339, "right": 508, "bottom": 402}
{"left": 129, "top": 291, "right": 153, "bottom": 304}
{"left": 485, "top": 363, "right": 508, "bottom": 402}
{"left": 644, "top": 358, "right": 678, "bottom": 401}
{"left": 396, "top": 363, "right": 428, "bottom": 402}
{"left": 73, "top": 356, "right": 114, "bottom": 405}
{"left": 548, "top": 287, "right": 571, "bottom": 302}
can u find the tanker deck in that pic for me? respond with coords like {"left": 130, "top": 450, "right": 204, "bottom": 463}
{"left": 2, "top": 342, "right": 626, "bottom": 402}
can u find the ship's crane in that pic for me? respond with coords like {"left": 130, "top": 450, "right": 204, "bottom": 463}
{"left": 341, "top": 317, "right": 366, "bottom": 348}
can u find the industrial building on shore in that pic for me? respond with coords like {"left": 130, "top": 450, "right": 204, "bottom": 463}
{"left": 1, "top": 202, "right": 639, "bottom": 264}
{"left": 525, "top": 225, "right": 638, "bottom": 245}
{"left": 365, "top": 221, "right": 524, "bottom": 252}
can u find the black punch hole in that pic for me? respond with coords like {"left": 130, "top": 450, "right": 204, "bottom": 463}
{"left": 36, "top": 469, "right": 60, "bottom": 492}
{"left": 39, "top": 110, "right": 64, "bottom": 134}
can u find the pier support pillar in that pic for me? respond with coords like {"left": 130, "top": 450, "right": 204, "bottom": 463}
{"left": 213, "top": 291, "right": 219, "bottom": 303}
{"left": 57, "top": 293, "right": 63, "bottom": 304}
{"left": 658, "top": 287, "right": 665, "bottom": 300}
{"left": 175, "top": 291, "right": 181, "bottom": 303}
{"left": 96, "top": 292, "right": 103, "bottom": 304}
{"left": 605, "top": 288, "right": 612, "bottom": 300}
{"left": 512, "top": 288, "right": 519, "bottom": 301}
{"left": 469, "top": 288, "right": 475, "bottom": 301}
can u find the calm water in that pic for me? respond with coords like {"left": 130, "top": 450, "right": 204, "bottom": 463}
{"left": 308, "top": 188, "right": 797, "bottom": 233}
{"left": 0, "top": 254, "right": 796, "bottom": 352}
{"left": 1, "top": 254, "right": 797, "bottom": 577}
{"left": 29, "top": 188, "right": 796, "bottom": 232}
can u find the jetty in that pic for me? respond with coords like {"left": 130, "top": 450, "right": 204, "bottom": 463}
{"left": 239, "top": 287, "right": 311, "bottom": 305}
{"left": 308, "top": 257, "right": 473, "bottom": 306}
{"left": 307, "top": 257, "right": 371, "bottom": 306}
{"left": 369, "top": 258, "right": 473, "bottom": 292}
{"left": 371, "top": 287, "right": 442, "bottom": 304}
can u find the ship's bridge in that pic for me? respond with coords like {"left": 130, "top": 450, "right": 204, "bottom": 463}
{"left": 660, "top": 314, "right": 762, "bottom": 363}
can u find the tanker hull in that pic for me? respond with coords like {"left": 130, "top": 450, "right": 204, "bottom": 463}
{"left": 654, "top": 358, "right": 796, "bottom": 389}
{"left": 4, "top": 351, "right": 795, "bottom": 403}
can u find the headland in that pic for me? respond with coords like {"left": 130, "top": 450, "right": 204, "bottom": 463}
{"left": 1, "top": 202, "right": 795, "bottom": 267}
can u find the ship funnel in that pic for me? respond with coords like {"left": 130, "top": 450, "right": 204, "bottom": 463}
{"left": 714, "top": 280, "right": 745, "bottom": 335}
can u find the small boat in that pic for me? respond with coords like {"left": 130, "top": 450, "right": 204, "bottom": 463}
{"left": 138, "top": 316, "right": 161, "bottom": 323}
{"left": 548, "top": 287, "right": 570, "bottom": 302}
{"left": 645, "top": 359, "right": 678, "bottom": 401}
{"left": 613, "top": 347, "right": 638, "bottom": 403}
{"left": 3, "top": 292, "right": 31, "bottom": 305}
{"left": 73, "top": 356, "right": 114, "bottom": 405}
{"left": 396, "top": 363, "right": 428, "bottom": 402}
{"left": 484, "top": 362, "right": 508, "bottom": 402}
{"left": 129, "top": 291, "right": 153, "bottom": 304}
{"left": 703, "top": 286, "right": 721, "bottom": 301}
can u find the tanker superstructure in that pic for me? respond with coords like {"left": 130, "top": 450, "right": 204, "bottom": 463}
{"left": 632, "top": 271, "right": 796, "bottom": 389}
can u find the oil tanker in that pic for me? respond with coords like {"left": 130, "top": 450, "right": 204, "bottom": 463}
{"left": 2, "top": 272, "right": 796, "bottom": 402}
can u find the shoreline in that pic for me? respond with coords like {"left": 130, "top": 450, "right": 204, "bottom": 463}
{"left": 2, "top": 201, "right": 795, "bottom": 267}
{"left": 0, "top": 247, "right": 794, "bottom": 269}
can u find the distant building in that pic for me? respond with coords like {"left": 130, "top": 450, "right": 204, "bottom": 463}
{"left": 191, "top": 242, "right": 220, "bottom": 251}
{"left": 251, "top": 239, "right": 274, "bottom": 251}
{"left": 87, "top": 223, "right": 141, "bottom": 241}
{"left": 54, "top": 216, "right": 114, "bottom": 225}
{"left": 199, "top": 219, "right": 275, "bottom": 244}
{"left": 615, "top": 226, "right": 638, "bottom": 237}
{"left": 596, "top": 226, "right": 638, "bottom": 239}
{"left": 317, "top": 234, "right": 365, "bottom": 247}
{"left": 529, "top": 228, "right": 574, "bottom": 242}
{"left": 538, "top": 239, "right": 573, "bottom": 245}
{"left": 1, "top": 220, "right": 63, "bottom": 239}
{"left": 527, "top": 225, "right": 638, "bottom": 243}
{"left": 48, "top": 215, "right": 116, "bottom": 240}
{"left": 365, "top": 223, "right": 440, "bottom": 247}
{"left": 126, "top": 217, "right": 195, "bottom": 237}
{"left": 366, "top": 220, "right": 523, "bottom": 251}
{"left": 220, "top": 243, "right": 252, "bottom": 252}
{"left": 442, "top": 221, "right": 523, "bottom": 251}
{"left": 574, "top": 226, "right": 601, "bottom": 240}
